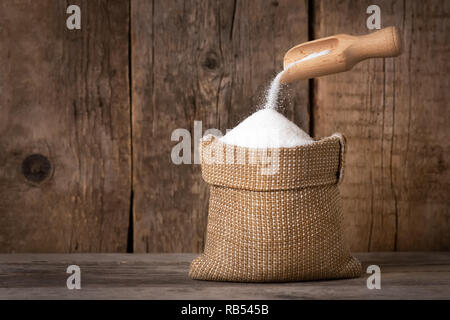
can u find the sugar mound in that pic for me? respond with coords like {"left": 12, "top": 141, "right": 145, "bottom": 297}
{"left": 219, "top": 49, "right": 330, "bottom": 149}
{"left": 220, "top": 108, "right": 313, "bottom": 148}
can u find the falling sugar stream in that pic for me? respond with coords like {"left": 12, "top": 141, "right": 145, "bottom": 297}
{"left": 220, "top": 49, "right": 331, "bottom": 148}
{"left": 264, "top": 50, "right": 330, "bottom": 110}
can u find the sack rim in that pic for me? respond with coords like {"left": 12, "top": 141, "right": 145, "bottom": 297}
{"left": 200, "top": 133, "right": 346, "bottom": 191}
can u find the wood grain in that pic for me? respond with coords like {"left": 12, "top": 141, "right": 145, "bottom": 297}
{"left": 0, "top": 1, "right": 131, "bottom": 252}
{"left": 1, "top": 0, "right": 448, "bottom": 253}
{"left": 313, "top": 0, "right": 450, "bottom": 251}
{"left": 1, "top": 253, "right": 449, "bottom": 299}
{"left": 131, "top": 0, "right": 309, "bottom": 252}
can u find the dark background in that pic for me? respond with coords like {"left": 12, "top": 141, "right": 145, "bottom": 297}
{"left": 0, "top": 0, "right": 448, "bottom": 253}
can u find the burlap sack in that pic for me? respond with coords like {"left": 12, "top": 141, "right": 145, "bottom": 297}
{"left": 189, "top": 133, "right": 361, "bottom": 282}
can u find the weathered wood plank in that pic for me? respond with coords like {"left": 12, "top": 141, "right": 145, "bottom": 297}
{"left": 313, "top": 0, "right": 450, "bottom": 251}
{"left": 0, "top": 253, "right": 449, "bottom": 299}
{"left": 0, "top": 1, "right": 131, "bottom": 252}
{"left": 131, "top": 0, "right": 309, "bottom": 252}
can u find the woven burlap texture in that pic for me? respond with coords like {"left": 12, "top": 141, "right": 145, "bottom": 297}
{"left": 189, "top": 133, "right": 361, "bottom": 282}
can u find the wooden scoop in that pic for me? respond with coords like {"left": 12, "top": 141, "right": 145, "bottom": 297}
{"left": 280, "top": 26, "right": 402, "bottom": 84}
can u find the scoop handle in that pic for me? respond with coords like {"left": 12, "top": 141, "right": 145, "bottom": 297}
{"left": 348, "top": 26, "right": 402, "bottom": 59}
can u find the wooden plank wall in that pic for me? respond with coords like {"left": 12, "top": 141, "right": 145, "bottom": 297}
{"left": 0, "top": 0, "right": 131, "bottom": 252}
{"left": 0, "top": 0, "right": 448, "bottom": 252}
{"left": 131, "top": 0, "right": 309, "bottom": 252}
{"left": 314, "top": 0, "right": 450, "bottom": 251}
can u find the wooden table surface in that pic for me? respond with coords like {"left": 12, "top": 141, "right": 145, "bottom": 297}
{"left": 0, "top": 252, "right": 449, "bottom": 300}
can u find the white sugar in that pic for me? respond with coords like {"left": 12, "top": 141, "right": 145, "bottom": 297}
{"left": 265, "top": 50, "right": 330, "bottom": 110}
{"left": 220, "top": 50, "right": 330, "bottom": 148}
{"left": 220, "top": 108, "right": 314, "bottom": 148}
